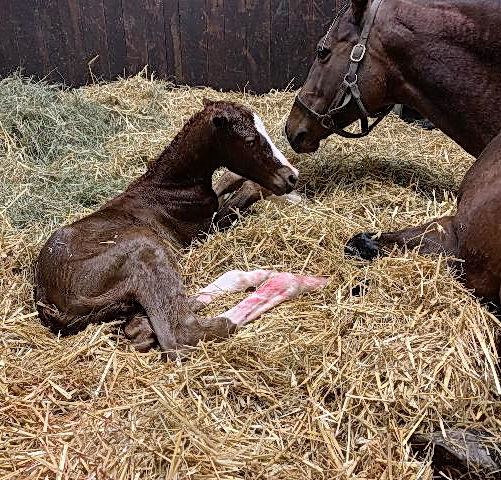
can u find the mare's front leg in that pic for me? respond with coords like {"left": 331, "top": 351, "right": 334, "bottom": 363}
{"left": 345, "top": 215, "right": 459, "bottom": 260}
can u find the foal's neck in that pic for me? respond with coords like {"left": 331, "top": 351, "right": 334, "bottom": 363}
{"left": 114, "top": 114, "right": 222, "bottom": 243}
{"left": 383, "top": 0, "right": 501, "bottom": 156}
{"left": 146, "top": 115, "right": 219, "bottom": 188}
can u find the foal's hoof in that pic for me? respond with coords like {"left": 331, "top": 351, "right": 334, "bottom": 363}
{"left": 345, "top": 232, "right": 380, "bottom": 261}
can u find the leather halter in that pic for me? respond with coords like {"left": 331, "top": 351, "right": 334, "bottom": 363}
{"left": 294, "top": 0, "right": 393, "bottom": 139}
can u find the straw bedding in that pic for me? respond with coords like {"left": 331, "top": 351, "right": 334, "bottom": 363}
{"left": 0, "top": 73, "right": 499, "bottom": 479}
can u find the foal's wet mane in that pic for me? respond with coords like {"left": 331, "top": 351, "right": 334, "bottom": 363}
{"left": 143, "top": 101, "right": 255, "bottom": 182}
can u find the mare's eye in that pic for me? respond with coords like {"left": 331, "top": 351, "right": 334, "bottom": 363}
{"left": 245, "top": 136, "right": 256, "bottom": 147}
{"left": 317, "top": 46, "right": 331, "bottom": 61}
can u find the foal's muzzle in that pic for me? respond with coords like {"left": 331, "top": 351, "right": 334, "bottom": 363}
{"left": 272, "top": 166, "right": 298, "bottom": 195}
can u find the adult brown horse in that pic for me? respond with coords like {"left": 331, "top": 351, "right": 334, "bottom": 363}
{"left": 35, "top": 100, "right": 328, "bottom": 359}
{"left": 286, "top": 0, "right": 501, "bottom": 306}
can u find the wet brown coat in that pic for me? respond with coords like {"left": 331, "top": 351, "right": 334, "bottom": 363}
{"left": 35, "top": 101, "right": 297, "bottom": 356}
{"left": 286, "top": 0, "right": 501, "bottom": 303}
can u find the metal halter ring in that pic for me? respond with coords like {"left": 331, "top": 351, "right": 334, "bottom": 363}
{"left": 320, "top": 115, "right": 335, "bottom": 130}
{"left": 343, "top": 73, "right": 358, "bottom": 87}
{"left": 350, "top": 44, "right": 366, "bottom": 62}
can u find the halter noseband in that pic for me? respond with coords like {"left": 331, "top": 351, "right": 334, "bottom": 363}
{"left": 295, "top": 0, "right": 393, "bottom": 139}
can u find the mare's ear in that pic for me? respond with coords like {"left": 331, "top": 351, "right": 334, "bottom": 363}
{"left": 212, "top": 112, "right": 230, "bottom": 129}
{"left": 352, "top": 0, "right": 368, "bottom": 24}
{"left": 203, "top": 97, "right": 214, "bottom": 108}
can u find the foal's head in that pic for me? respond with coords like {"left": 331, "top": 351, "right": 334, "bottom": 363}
{"left": 204, "top": 100, "right": 298, "bottom": 195}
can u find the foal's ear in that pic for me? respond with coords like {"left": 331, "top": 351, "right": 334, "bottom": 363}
{"left": 212, "top": 112, "right": 230, "bottom": 129}
{"left": 352, "top": 0, "right": 368, "bottom": 24}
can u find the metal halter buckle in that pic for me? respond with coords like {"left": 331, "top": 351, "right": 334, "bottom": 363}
{"left": 350, "top": 44, "right": 366, "bottom": 62}
{"left": 344, "top": 73, "right": 358, "bottom": 87}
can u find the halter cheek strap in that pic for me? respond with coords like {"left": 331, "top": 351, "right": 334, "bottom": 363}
{"left": 295, "top": 0, "right": 393, "bottom": 139}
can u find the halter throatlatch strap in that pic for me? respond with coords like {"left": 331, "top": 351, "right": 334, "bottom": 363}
{"left": 295, "top": 0, "right": 393, "bottom": 139}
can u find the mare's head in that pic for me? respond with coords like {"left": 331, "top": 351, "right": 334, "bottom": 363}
{"left": 205, "top": 100, "right": 299, "bottom": 195}
{"left": 286, "top": 0, "right": 392, "bottom": 153}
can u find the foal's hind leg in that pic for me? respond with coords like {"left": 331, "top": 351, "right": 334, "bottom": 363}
{"left": 126, "top": 271, "right": 329, "bottom": 352}
{"left": 124, "top": 314, "right": 157, "bottom": 352}
{"left": 175, "top": 272, "right": 329, "bottom": 346}
{"left": 115, "top": 230, "right": 198, "bottom": 357}
{"left": 125, "top": 269, "right": 275, "bottom": 351}
{"left": 345, "top": 215, "right": 459, "bottom": 260}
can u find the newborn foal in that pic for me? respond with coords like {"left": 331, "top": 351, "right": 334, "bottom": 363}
{"left": 35, "top": 101, "right": 327, "bottom": 357}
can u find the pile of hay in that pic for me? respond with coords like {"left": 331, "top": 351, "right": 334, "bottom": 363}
{"left": 1, "top": 73, "right": 499, "bottom": 479}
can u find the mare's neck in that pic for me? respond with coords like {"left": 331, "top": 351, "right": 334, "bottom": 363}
{"left": 382, "top": 0, "right": 501, "bottom": 157}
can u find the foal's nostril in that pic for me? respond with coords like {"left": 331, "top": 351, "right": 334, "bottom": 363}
{"left": 288, "top": 174, "right": 298, "bottom": 186}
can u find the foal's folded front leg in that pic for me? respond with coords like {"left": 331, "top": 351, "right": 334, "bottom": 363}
{"left": 213, "top": 170, "right": 302, "bottom": 230}
{"left": 213, "top": 171, "right": 248, "bottom": 198}
{"left": 214, "top": 177, "right": 272, "bottom": 230}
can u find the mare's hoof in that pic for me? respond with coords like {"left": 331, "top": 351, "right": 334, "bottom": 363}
{"left": 410, "top": 430, "right": 501, "bottom": 479}
{"left": 415, "top": 118, "right": 435, "bottom": 130}
{"left": 345, "top": 232, "right": 380, "bottom": 261}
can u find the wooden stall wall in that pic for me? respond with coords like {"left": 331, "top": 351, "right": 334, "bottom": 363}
{"left": 0, "top": 0, "right": 343, "bottom": 93}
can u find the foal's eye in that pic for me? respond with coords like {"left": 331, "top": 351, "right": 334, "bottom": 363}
{"left": 245, "top": 136, "right": 256, "bottom": 147}
{"left": 317, "top": 46, "right": 331, "bottom": 61}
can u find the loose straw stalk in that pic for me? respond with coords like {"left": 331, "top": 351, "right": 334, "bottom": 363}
{"left": 0, "top": 72, "right": 499, "bottom": 479}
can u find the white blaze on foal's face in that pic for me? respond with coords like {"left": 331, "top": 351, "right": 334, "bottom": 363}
{"left": 253, "top": 113, "right": 299, "bottom": 177}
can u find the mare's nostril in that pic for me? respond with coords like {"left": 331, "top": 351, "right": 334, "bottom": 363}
{"left": 288, "top": 174, "right": 298, "bottom": 186}
{"left": 294, "top": 130, "right": 307, "bottom": 146}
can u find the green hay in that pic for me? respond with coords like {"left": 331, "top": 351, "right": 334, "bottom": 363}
{"left": 0, "top": 74, "right": 183, "bottom": 229}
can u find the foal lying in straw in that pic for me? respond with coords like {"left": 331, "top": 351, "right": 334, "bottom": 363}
{"left": 35, "top": 100, "right": 328, "bottom": 358}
